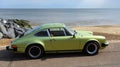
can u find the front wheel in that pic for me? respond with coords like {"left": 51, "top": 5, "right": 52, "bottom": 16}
{"left": 83, "top": 42, "right": 99, "bottom": 55}
{"left": 25, "top": 45, "right": 44, "bottom": 59}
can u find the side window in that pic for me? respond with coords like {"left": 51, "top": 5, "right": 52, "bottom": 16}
{"left": 34, "top": 29, "right": 48, "bottom": 37}
{"left": 49, "top": 28, "right": 65, "bottom": 36}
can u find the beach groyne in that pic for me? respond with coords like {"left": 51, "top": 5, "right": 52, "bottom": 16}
{"left": 0, "top": 18, "right": 32, "bottom": 39}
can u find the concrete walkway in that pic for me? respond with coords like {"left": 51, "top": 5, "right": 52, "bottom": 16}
{"left": 0, "top": 41, "right": 120, "bottom": 67}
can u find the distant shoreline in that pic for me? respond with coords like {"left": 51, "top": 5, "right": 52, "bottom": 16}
{"left": 30, "top": 22, "right": 120, "bottom": 27}
{"left": 1, "top": 9, "right": 120, "bottom": 26}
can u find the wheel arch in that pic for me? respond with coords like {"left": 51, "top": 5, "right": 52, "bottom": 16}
{"left": 25, "top": 42, "right": 45, "bottom": 53}
{"left": 82, "top": 39, "right": 100, "bottom": 55}
{"left": 84, "top": 39, "right": 101, "bottom": 50}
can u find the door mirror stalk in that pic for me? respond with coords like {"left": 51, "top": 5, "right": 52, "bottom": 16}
{"left": 73, "top": 34, "right": 75, "bottom": 38}
{"left": 73, "top": 30, "right": 76, "bottom": 38}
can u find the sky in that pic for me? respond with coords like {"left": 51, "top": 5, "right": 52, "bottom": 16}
{"left": 0, "top": 0, "right": 120, "bottom": 8}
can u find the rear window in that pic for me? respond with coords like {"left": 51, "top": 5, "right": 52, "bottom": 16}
{"left": 34, "top": 30, "right": 48, "bottom": 37}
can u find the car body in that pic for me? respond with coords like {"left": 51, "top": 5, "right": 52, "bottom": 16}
{"left": 6, "top": 23, "right": 109, "bottom": 59}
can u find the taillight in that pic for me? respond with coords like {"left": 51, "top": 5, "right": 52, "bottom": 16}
{"left": 12, "top": 45, "right": 17, "bottom": 49}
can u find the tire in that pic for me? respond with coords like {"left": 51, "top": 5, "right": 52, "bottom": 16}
{"left": 25, "top": 45, "right": 44, "bottom": 59}
{"left": 83, "top": 41, "right": 99, "bottom": 56}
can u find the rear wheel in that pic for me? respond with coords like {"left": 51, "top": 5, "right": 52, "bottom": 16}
{"left": 83, "top": 41, "right": 99, "bottom": 55}
{"left": 26, "top": 45, "right": 44, "bottom": 59}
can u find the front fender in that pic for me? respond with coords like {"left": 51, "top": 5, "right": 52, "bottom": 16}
{"left": 86, "top": 39, "right": 101, "bottom": 47}
{"left": 86, "top": 39, "right": 100, "bottom": 44}
{"left": 80, "top": 38, "right": 101, "bottom": 50}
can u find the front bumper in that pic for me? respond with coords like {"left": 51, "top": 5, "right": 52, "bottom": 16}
{"left": 102, "top": 41, "right": 109, "bottom": 47}
{"left": 6, "top": 46, "right": 17, "bottom": 51}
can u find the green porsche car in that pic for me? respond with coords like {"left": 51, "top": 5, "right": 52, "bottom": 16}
{"left": 6, "top": 23, "right": 109, "bottom": 59}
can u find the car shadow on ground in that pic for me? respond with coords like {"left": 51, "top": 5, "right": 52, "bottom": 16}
{"left": 0, "top": 49, "right": 87, "bottom": 61}
{"left": 41, "top": 52, "right": 86, "bottom": 60}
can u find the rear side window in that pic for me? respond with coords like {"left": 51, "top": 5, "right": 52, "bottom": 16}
{"left": 34, "top": 30, "right": 48, "bottom": 37}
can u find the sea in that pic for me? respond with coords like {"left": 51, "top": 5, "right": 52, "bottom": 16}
{"left": 0, "top": 9, "right": 120, "bottom": 26}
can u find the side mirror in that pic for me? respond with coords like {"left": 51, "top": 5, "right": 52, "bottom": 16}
{"left": 73, "top": 30, "right": 76, "bottom": 38}
{"left": 73, "top": 34, "right": 76, "bottom": 38}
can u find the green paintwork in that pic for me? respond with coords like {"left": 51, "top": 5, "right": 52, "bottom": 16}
{"left": 8, "top": 23, "right": 109, "bottom": 53}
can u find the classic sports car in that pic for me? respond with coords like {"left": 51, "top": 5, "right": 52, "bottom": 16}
{"left": 6, "top": 23, "right": 109, "bottom": 59}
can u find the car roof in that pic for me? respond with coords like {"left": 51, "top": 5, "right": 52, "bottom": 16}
{"left": 40, "top": 23, "right": 66, "bottom": 29}
{"left": 24, "top": 23, "right": 66, "bottom": 35}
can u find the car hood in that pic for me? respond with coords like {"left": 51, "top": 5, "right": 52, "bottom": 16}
{"left": 76, "top": 30, "right": 93, "bottom": 36}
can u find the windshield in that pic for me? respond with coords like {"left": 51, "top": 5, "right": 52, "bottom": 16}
{"left": 65, "top": 27, "right": 75, "bottom": 35}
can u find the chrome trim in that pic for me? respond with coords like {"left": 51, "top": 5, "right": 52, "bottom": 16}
{"left": 46, "top": 29, "right": 50, "bottom": 37}
{"left": 63, "top": 28, "right": 67, "bottom": 36}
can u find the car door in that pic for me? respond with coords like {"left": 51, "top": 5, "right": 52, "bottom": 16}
{"left": 49, "top": 27, "right": 80, "bottom": 51}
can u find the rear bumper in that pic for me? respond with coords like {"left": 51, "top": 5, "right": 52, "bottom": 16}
{"left": 6, "top": 46, "right": 17, "bottom": 51}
